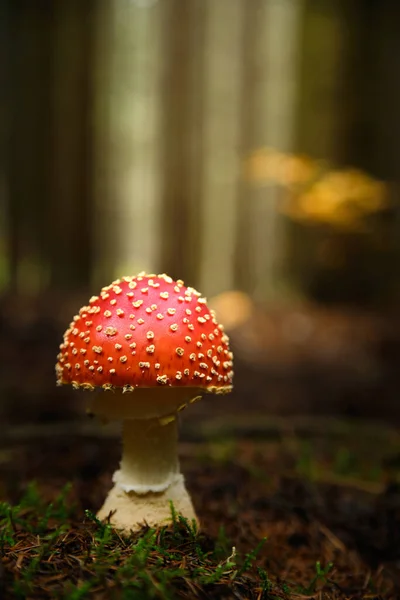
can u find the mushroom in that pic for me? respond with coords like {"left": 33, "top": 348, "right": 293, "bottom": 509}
{"left": 56, "top": 273, "right": 233, "bottom": 531}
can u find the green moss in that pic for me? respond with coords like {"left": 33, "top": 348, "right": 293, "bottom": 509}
{"left": 0, "top": 485, "right": 278, "bottom": 600}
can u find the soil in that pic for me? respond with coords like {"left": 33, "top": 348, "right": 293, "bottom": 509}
{"left": 1, "top": 423, "right": 400, "bottom": 599}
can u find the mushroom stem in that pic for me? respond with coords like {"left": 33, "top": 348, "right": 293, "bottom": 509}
{"left": 113, "top": 418, "right": 180, "bottom": 493}
{"left": 97, "top": 415, "right": 198, "bottom": 531}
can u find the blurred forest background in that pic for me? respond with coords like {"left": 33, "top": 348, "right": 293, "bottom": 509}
{"left": 1, "top": 0, "right": 400, "bottom": 428}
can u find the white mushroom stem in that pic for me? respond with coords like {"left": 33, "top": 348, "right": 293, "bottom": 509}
{"left": 92, "top": 388, "right": 201, "bottom": 531}
{"left": 113, "top": 418, "right": 180, "bottom": 493}
{"left": 96, "top": 413, "right": 198, "bottom": 531}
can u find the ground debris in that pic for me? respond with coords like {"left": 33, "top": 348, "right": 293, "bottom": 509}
{"left": 1, "top": 498, "right": 276, "bottom": 599}
{"left": 1, "top": 436, "right": 400, "bottom": 599}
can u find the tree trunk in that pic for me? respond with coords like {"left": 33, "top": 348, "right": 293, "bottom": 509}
{"left": 198, "top": 0, "right": 244, "bottom": 298}
{"left": 92, "top": 0, "right": 165, "bottom": 285}
{"left": 159, "top": 0, "right": 205, "bottom": 285}
{"left": 238, "top": 0, "right": 304, "bottom": 301}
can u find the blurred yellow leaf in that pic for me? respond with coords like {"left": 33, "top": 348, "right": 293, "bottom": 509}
{"left": 243, "top": 148, "right": 390, "bottom": 231}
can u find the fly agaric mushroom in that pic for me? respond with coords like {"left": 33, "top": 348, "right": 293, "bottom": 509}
{"left": 56, "top": 273, "right": 233, "bottom": 531}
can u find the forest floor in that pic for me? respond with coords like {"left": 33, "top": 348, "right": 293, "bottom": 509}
{"left": 1, "top": 417, "right": 400, "bottom": 599}
{"left": 1, "top": 293, "right": 400, "bottom": 597}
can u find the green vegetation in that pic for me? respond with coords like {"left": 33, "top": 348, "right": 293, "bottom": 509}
{"left": 1, "top": 427, "right": 399, "bottom": 598}
{"left": 0, "top": 485, "right": 276, "bottom": 599}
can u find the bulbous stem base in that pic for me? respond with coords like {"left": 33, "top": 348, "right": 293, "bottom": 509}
{"left": 97, "top": 474, "right": 198, "bottom": 532}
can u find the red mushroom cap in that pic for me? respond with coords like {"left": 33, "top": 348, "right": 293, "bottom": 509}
{"left": 56, "top": 273, "right": 233, "bottom": 394}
